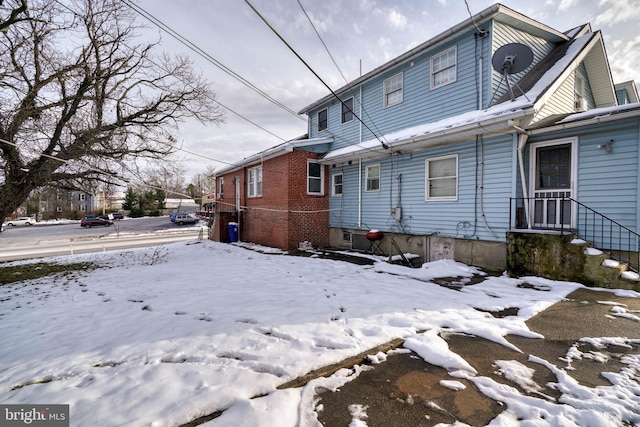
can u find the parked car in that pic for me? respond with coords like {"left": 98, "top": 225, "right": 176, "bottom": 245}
{"left": 170, "top": 212, "right": 189, "bottom": 222}
{"left": 173, "top": 214, "right": 199, "bottom": 225}
{"left": 99, "top": 212, "right": 124, "bottom": 220}
{"left": 6, "top": 217, "right": 36, "bottom": 226}
{"left": 80, "top": 217, "right": 113, "bottom": 228}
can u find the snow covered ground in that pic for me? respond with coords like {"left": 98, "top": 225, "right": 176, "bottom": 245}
{"left": 1, "top": 239, "right": 639, "bottom": 426}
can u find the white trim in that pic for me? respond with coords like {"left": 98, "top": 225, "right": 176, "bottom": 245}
{"left": 247, "top": 166, "right": 262, "bottom": 198}
{"left": 307, "top": 160, "right": 324, "bottom": 195}
{"left": 430, "top": 46, "right": 457, "bottom": 90}
{"left": 383, "top": 72, "right": 403, "bottom": 107}
{"left": 425, "top": 154, "right": 458, "bottom": 201}
{"left": 365, "top": 164, "right": 381, "bottom": 192}
{"left": 341, "top": 97, "right": 354, "bottom": 124}
{"left": 528, "top": 137, "right": 578, "bottom": 227}
{"left": 331, "top": 173, "right": 343, "bottom": 197}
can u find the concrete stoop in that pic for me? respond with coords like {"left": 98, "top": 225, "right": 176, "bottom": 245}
{"left": 573, "top": 240, "right": 640, "bottom": 290}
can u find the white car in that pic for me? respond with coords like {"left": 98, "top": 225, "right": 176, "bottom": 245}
{"left": 6, "top": 217, "right": 36, "bottom": 226}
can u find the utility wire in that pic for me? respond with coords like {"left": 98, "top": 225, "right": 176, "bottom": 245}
{"left": 122, "top": 0, "right": 305, "bottom": 122}
{"left": 245, "top": 0, "right": 389, "bottom": 150}
{"left": 296, "top": 0, "right": 388, "bottom": 147}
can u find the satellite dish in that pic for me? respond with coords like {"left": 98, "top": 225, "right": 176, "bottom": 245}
{"left": 489, "top": 43, "right": 534, "bottom": 103}
{"left": 492, "top": 43, "right": 534, "bottom": 74}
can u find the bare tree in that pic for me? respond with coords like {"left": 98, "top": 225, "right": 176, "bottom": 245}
{"left": 0, "top": 0, "right": 28, "bottom": 32}
{"left": 0, "top": 0, "right": 224, "bottom": 227}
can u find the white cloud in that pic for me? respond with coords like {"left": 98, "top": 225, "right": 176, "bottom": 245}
{"left": 388, "top": 9, "right": 407, "bottom": 29}
{"left": 606, "top": 36, "right": 640, "bottom": 83}
{"left": 558, "top": 0, "right": 580, "bottom": 10}
{"left": 595, "top": 0, "right": 640, "bottom": 25}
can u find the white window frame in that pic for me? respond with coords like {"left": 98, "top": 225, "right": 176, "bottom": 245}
{"left": 331, "top": 173, "right": 343, "bottom": 197}
{"left": 341, "top": 97, "right": 354, "bottom": 124}
{"left": 218, "top": 177, "right": 224, "bottom": 197}
{"left": 317, "top": 108, "right": 328, "bottom": 132}
{"left": 383, "top": 72, "right": 403, "bottom": 107}
{"left": 365, "top": 164, "right": 380, "bottom": 192}
{"left": 430, "top": 46, "right": 457, "bottom": 89}
{"left": 425, "top": 155, "right": 458, "bottom": 201}
{"left": 248, "top": 166, "right": 262, "bottom": 197}
{"left": 307, "top": 160, "right": 324, "bottom": 195}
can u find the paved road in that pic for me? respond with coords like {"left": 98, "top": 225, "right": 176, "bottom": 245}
{"left": 0, "top": 216, "right": 208, "bottom": 262}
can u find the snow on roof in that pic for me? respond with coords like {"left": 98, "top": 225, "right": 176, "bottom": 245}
{"left": 322, "top": 32, "right": 598, "bottom": 162}
{"left": 558, "top": 102, "right": 640, "bottom": 124}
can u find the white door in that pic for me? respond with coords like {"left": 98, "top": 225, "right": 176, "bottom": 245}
{"left": 529, "top": 138, "right": 577, "bottom": 228}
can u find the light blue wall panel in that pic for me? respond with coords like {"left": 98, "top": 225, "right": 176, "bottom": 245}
{"left": 526, "top": 118, "right": 640, "bottom": 233}
{"left": 329, "top": 134, "right": 516, "bottom": 242}
{"left": 309, "top": 27, "right": 493, "bottom": 150}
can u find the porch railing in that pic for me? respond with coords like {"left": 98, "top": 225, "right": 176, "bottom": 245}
{"left": 510, "top": 197, "right": 640, "bottom": 273}
{"left": 215, "top": 197, "right": 240, "bottom": 213}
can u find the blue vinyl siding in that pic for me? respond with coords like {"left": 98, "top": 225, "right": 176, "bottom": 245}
{"left": 309, "top": 28, "right": 492, "bottom": 150}
{"left": 526, "top": 118, "right": 640, "bottom": 233}
{"left": 329, "top": 134, "right": 516, "bottom": 241}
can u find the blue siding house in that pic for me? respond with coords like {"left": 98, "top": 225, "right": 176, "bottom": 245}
{"left": 293, "top": 3, "right": 640, "bottom": 274}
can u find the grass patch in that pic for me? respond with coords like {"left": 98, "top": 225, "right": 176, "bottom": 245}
{"left": 0, "top": 262, "right": 97, "bottom": 285}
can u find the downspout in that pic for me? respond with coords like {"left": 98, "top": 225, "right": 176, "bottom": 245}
{"left": 358, "top": 84, "right": 363, "bottom": 229}
{"left": 358, "top": 159, "right": 362, "bottom": 228}
{"left": 514, "top": 127, "right": 531, "bottom": 229}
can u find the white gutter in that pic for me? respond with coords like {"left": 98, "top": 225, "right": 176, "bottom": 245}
{"left": 527, "top": 107, "right": 640, "bottom": 135}
{"left": 321, "top": 108, "right": 534, "bottom": 164}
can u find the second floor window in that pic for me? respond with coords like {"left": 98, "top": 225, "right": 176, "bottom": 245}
{"left": 308, "top": 161, "right": 324, "bottom": 195}
{"left": 318, "top": 108, "right": 328, "bottom": 131}
{"left": 218, "top": 177, "right": 224, "bottom": 197}
{"left": 431, "top": 46, "right": 457, "bottom": 89}
{"left": 384, "top": 72, "right": 403, "bottom": 107}
{"left": 248, "top": 166, "right": 262, "bottom": 197}
{"left": 341, "top": 97, "right": 354, "bottom": 124}
{"left": 366, "top": 164, "right": 380, "bottom": 192}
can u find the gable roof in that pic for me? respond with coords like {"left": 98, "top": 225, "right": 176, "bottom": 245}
{"left": 299, "top": 3, "right": 569, "bottom": 115}
{"left": 215, "top": 135, "right": 332, "bottom": 175}
{"left": 321, "top": 27, "right": 616, "bottom": 163}
{"left": 615, "top": 81, "right": 640, "bottom": 103}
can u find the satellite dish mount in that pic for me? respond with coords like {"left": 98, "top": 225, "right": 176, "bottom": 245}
{"left": 487, "top": 43, "right": 533, "bottom": 107}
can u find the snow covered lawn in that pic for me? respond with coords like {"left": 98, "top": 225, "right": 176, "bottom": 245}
{"left": 1, "top": 240, "right": 639, "bottom": 426}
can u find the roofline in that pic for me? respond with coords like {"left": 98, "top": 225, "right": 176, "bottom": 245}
{"left": 528, "top": 104, "right": 640, "bottom": 135}
{"left": 299, "top": 3, "right": 569, "bottom": 114}
{"left": 214, "top": 136, "right": 333, "bottom": 176}
{"left": 320, "top": 108, "right": 535, "bottom": 164}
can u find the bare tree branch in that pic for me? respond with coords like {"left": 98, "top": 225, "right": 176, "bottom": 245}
{"left": 0, "top": 0, "right": 224, "bottom": 226}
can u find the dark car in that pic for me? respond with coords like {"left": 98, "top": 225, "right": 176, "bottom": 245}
{"left": 81, "top": 217, "right": 113, "bottom": 228}
{"left": 99, "top": 213, "right": 124, "bottom": 220}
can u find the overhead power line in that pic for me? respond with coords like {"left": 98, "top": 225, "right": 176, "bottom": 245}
{"left": 296, "top": 0, "right": 388, "bottom": 145}
{"left": 245, "top": 0, "right": 389, "bottom": 150}
{"left": 122, "top": 0, "right": 305, "bottom": 122}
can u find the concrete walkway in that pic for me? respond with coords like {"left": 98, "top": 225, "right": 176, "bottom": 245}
{"left": 316, "top": 287, "right": 640, "bottom": 426}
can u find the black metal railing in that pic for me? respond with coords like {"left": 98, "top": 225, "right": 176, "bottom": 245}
{"left": 510, "top": 197, "right": 640, "bottom": 273}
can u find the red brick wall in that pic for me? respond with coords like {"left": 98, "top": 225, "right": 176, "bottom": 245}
{"left": 211, "top": 150, "right": 329, "bottom": 250}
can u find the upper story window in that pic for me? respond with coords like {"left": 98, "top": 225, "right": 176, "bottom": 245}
{"left": 425, "top": 155, "right": 457, "bottom": 201}
{"left": 366, "top": 164, "right": 380, "bottom": 192}
{"left": 218, "top": 177, "right": 224, "bottom": 197}
{"left": 317, "top": 108, "right": 328, "bottom": 131}
{"left": 383, "top": 72, "right": 403, "bottom": 107}
{"left": 431, "top": 46, "right": 457, "bottom": 89}
{"left": 332, "top": 173, "right": 343, "bottom": 197}
{"left": 307, "top": 160, "right": 324, "bottom": 195}
{"left": 248, "top": 166, "right": 262, "bottom": 197}
{"left": 341, "top": 97, "right": 354, "bottom": 124}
